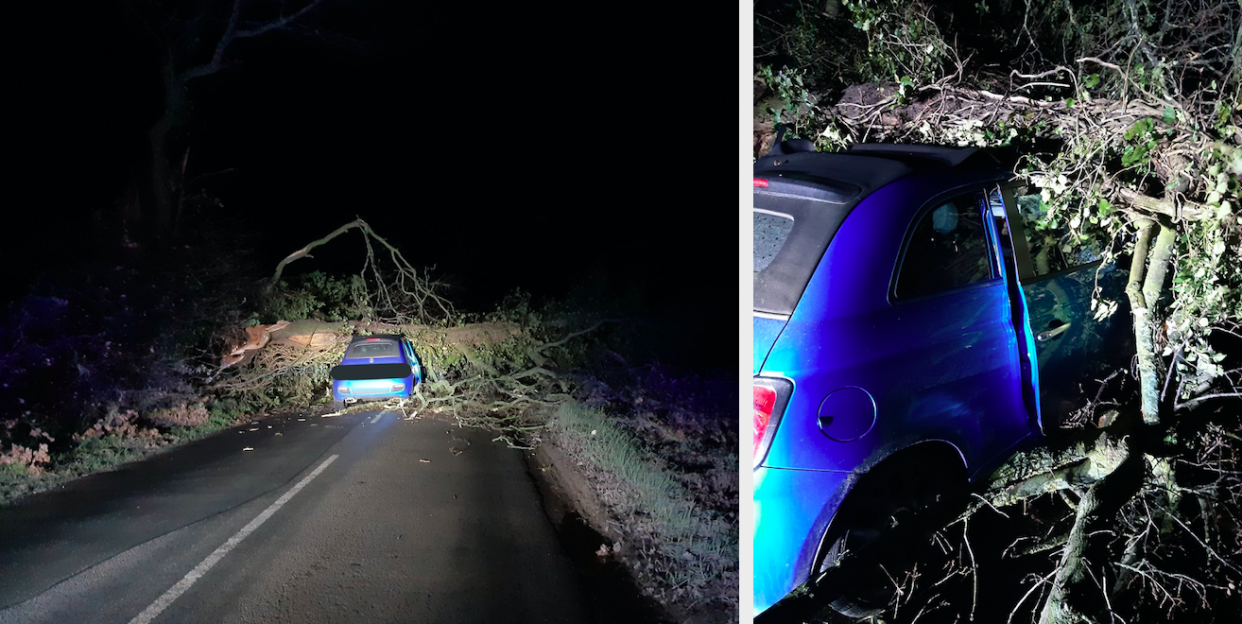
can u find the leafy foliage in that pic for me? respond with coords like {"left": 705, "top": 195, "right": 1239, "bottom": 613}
{"left": 263, "top": 270, "right": 372, "bottom": 322}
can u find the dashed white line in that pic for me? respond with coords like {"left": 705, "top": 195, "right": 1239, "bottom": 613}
{"left": 126, "top": 454, "right": 340, "bottom": 624}
{"left": 370, "top": 413, "right": 384, "bottom": 424}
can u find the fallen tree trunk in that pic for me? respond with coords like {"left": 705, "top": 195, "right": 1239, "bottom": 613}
{"left": 218, "top": 319, "right": 522, "bottom": 369}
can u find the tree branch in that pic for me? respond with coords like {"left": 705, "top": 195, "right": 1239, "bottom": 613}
{"left": 265, "top": 218, "right": 366, "bottom": 293}
{"left": 1117, "top": 187, "right": 1212, "bottom": 221}
{"left": 234, "top": 0, "right": 325, "bottom": 39}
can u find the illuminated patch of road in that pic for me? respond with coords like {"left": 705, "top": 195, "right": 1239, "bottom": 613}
{"left": 126, "top": 454, "right": 340, "bottom": 624}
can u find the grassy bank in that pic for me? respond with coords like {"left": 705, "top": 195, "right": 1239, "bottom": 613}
{"left": 550, "top": 401, "right": 737, "bottom": 607}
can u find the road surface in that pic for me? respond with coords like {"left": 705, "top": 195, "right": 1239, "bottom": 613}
{"left": 0, "top": 409, "right": 594, "bottom": 624}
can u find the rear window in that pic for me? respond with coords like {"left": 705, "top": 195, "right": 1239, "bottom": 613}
{"left": 754, "top": 211, "right": 794, "bottom": 273}
{"left": 347, "top": 341, "right": 399, "bottom": 358}
{"left": 753, "top": 191, "right": 852, "bottom": 315}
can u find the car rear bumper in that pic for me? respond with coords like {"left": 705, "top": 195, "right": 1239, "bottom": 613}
{"left": 754, "top": 466, "right": 853, "bottom": 616}
{"left": 333, "top": 377, "right": 413, "bottom": 401}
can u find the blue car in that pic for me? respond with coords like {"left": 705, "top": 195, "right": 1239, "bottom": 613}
{"left": 752, "top": 142, "right": 1127, "bottom": 617}
{"left": 330, "top": 335, "right": 423, "bottom": 410}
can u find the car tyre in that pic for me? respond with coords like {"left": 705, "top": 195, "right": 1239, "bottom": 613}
{"left": 818, "top": 459, "right": 966, "bottom": 618}
{"left": 333, "top": 399, "right": 346, "bottom": 412}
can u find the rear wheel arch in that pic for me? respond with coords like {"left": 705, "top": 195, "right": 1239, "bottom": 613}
{"left": 811, "top": 440, "right": 968, "bottom": 574}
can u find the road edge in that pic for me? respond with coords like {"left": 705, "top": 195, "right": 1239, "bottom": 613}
{"left": 524, "top": 440, "right": 677, "bottom": 624}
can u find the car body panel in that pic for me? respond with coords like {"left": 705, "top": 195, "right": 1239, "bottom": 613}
{"left": 751, "top": 147, "right": 1129, "bottom": 616}
{"left": 1021, "top": 263, "right": 1129, "bottom": 427}
{"left": 753, "top": 466, "right": 853, "bottom": 616}
{"left": 758, "top": 173, "right": 1033, "bottom": 473}
{"left": 753, "top": 315, "right": 788, "bottom": 373}
{"left": 331, "top": 336, "right": 422, "bottom": 403}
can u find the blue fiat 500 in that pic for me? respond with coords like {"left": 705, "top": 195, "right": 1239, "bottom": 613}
{"left": 752, "top": 142, "right": 1126, "bottom": 617}
{"left": 330, "top": 335, "right": 423, "bottom": 410}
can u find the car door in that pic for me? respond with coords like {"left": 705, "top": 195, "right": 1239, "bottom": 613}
{"left": 989, "top": 186, "right": 1131, "bottom": 430}
{"left": 760, "top": 183, "right": 1035, "bottom": 474}
{"left": 874, "top": 188, "right": 1035, "bottom": 467}
{"left": 403, "top": 340, "right": 422, "bottom": 385}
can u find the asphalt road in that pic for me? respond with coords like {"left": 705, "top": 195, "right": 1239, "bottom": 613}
{"left": 0, "top": 410, "right": 594, "bottom": 624}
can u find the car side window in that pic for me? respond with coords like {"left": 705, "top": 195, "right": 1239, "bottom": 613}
{"left": 1010, "top": 189, "right": 1104, "bottom": 277}
{"left": 895, "top": 193, "right": 993, "bottom": 300}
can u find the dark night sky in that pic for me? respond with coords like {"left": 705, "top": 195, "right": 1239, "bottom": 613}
{"left": 5, "top": 1, "right": 737, "bottom": 366}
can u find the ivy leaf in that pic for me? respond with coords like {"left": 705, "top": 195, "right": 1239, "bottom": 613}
{"left": 1097, "top": 198, "right": 1112, "bottom": 215}
{"left": 1084, "top": 73, "right": 1100, "bottom": 88}
{"left": 1163, "top": 106, "right": 1176, "bottom": 124}
{"left": 1065, "top": 97, "right": 1076, "bottom": 108}
{"left": 1124, "top": 118, "right": 1154, "bottom": 141}
{"left": 1122, "top": 145, "right": 1149, "bottom": 167}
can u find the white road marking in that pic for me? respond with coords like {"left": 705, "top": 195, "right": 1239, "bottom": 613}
{"left": 126, "top": 454, "right": 340, "bottom": 624}
{"left": 370, "top": 413, "right": 384, "bottom": 424}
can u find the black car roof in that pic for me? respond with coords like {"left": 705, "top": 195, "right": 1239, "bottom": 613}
{"left": 753, "top": 143, "right": 1009, "bottom": 315}
{"left": 347, "top": 334, "right": 404, "bottom": 343}
{"left": 754, "top": 143, "right": 1000, "bottom": 194}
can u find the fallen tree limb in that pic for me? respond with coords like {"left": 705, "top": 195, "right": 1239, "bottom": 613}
{"left": 976, "top": 423, "right": 1130, "bottom": 510}
{"left": 263, "top": 218, "right": 451, "bottom": 321}
{"left": 1116, "top": 188, "right": 1213, "bottom": 222}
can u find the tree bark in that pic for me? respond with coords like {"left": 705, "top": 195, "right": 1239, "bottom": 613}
{"left": 145, "top": 55, "right": 188, "bottom": 246}
{"left": 148, "top": 115, "right": 174, "bottom": 242}
{"left": 1125, "top": 220, "right": 1161, "bottom": 424}
{"left": 1038, "top": 482, "right": 1104, "bottom": 624}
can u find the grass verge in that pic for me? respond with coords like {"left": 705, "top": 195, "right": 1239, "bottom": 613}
{"left": 0, "top": 400, "right": 264, "bottom": 506}
{"left": 547, "top": 400, "right": 737, "bottom": 621}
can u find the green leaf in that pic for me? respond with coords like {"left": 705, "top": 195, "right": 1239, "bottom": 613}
{"left": 1065, "top": 97, "right": 1075, "bottom": 108}
{"left": 1124, "top": 118, "right": 1154, "bottom": 141}
{"left": 1097, "top": 198, "right": 1113, "bottom": 215}
{"left": 1122, "top": 145, "right": 1149, "bottom": 167}
{"left": 1084, "top": 73, "right": 1100, "bottom": 88}
{"left": 1163, "top": 106, "right": 1176, "bottom": 124}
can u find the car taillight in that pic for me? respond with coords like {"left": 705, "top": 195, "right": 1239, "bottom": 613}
{"left": 754, "top": 385, "right": 776, "bottom": 456}
{"left": 754, "top": 178, "right": 769, "bottom": 188}
{"left": 753, "top": 377, "right": 792, "bottom": 468}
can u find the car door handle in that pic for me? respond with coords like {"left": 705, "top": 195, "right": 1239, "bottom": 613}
{"left": 1037, "top": 320, "right": 1071, "bottom": 342}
